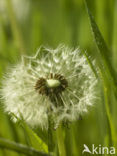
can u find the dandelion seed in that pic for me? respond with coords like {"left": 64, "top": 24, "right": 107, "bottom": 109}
{"left": 1, "top": 45, "right": 97, "bottom": 129}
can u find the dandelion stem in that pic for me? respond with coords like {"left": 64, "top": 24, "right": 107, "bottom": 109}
{"left": 0, "top": 138, "right": 50, "bottom": 156}
{"left": 48, "top": 95, "right": 66, "bottom": 156}
{"left": 6, "top": 0, "right": 26, "bottom": 55}
{"left": 47, "top": 113, "right": 55, "bottom": 155}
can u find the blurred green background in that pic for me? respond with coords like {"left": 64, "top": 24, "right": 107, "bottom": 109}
{"left": 0, "top": 0, "right": 117, "bottom": 156}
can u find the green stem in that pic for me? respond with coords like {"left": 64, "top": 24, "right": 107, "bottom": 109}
{"left": 57, "top": 126, "right": 66, "bottom": 156}
{"left": 48, "top": 114, "right": 57, "bottom": 155}
{"left": 48, "top": 115, "right": 53, "bottom": 154}
{"left": 6, "top": 0, "right": 26, "bottom": 55}
{"left": 0, "top": 138, "right": 50, "bottom": 156}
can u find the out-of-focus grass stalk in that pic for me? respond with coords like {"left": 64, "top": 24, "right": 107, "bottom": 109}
{"left": 111, "top": 0, "right": 117, "bottom": 138}
{"left": 6, "top": 0, "right": 26, "bottom": 55}
{"left": 103, "top": 79, "right": 117, "bottom": 146}
{"left": 0, "top": 18, "right": 7, "bottom": 53}
{"left": 63, "top": 0, "right": 78, "bottom": 47}
{"left": 7, "top": 118, "right": 22, "bottom": 156}
{"left": 0, "top": 141, "right": 7, "bottom": 156}
{"left": 64, "top": 128, "right": 72, "bottom": 156}
{"left": 96, "top": 0, "right": 114, "bottom": 45}
{"left": 56, "top": 126, "right": 66, "bottom": 156}
{"left": 71, "top": 125, "right": 78, "bottom": 156}
{"left": 0, "top": 150, "right": 6, "bottom": 156}
{"left": 31, "top": 8, "right": 41, "bottom": 51}
{"left": 64, "top": 126, "right": 79, "bottom": 156}
{"left": 112, "top": 0, "right": 117, "bottom": 70}
{"left": 95, "top": 0, "right": 108, "bottom": 43}
{"left": 0, "top": 138, "right": 50, "bottom": 156}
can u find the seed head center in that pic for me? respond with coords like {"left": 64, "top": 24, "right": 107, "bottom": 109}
{"left": 35, "top": 73, "right": 68, "bottom": 96}
{"left": 46, "top": 79, "right": 61, "bottom": 88}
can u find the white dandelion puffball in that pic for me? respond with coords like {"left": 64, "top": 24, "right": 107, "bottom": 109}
{"left": 1, "top": 45, "right": 97, "bottom": 129}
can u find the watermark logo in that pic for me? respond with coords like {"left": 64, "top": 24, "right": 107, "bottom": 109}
{"left": 82, "top": 144, "right": 115, "bottom": 155}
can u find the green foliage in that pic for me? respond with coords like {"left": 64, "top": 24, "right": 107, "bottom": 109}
{"left": 11, "top": 113, "right": 48, "bottom": 153}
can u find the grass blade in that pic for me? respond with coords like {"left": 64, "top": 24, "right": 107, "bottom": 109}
{"left": 10, "top": 113, "right": 48, "bottom": 153}
{"left": 84, "top": 0, "right": 117, "bottom": 93}
{"left": 84, "top": 0, "right": 117, "bottom": 147}
{"left": 0, "top": 138, "right": 49, "bottom": 156}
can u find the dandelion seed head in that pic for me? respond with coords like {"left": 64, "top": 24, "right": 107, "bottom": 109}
{"left": 1, "top": 45, "right": 97, "bottom": 129}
